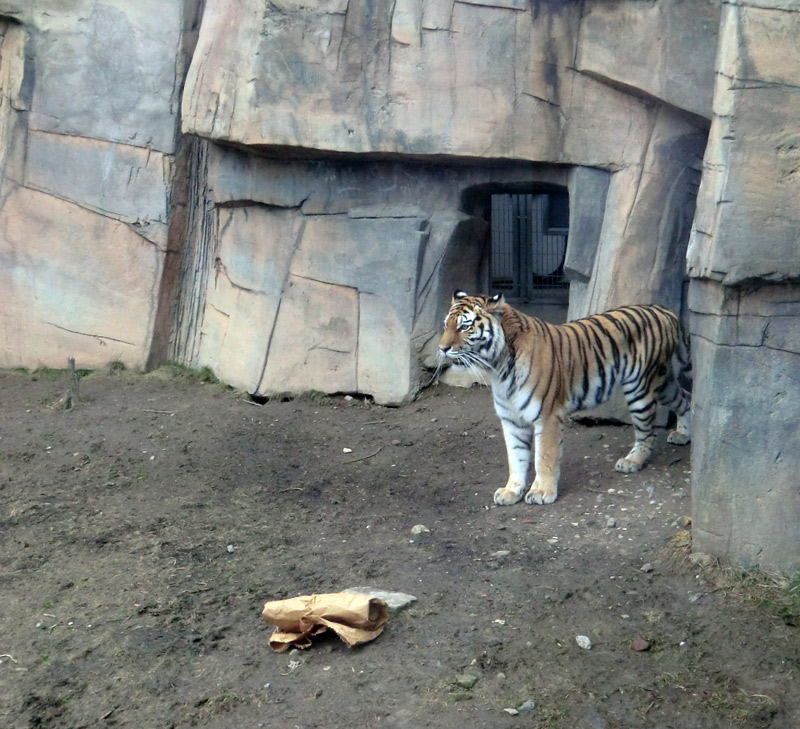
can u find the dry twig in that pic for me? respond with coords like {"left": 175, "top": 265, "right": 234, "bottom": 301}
{"left": 342, "top": 446, "right": 382, "bottom": 464}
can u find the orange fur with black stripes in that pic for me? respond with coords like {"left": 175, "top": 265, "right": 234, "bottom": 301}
{"left": 438, "top": 291, "right": 691, "bottom": 506}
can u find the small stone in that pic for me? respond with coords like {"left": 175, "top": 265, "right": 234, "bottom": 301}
{"left": 411, "top": 524, "right": 430, "bottom": 535}
{"left": 631, "top": 636, "right": 651, "bottom": 652}
{"left": 342, "top": 447, "right": 353, "bottom": 454}
{"left": 490, "top": 549, "right": 511, "bottom": 561}
{"left": 640, "top": 563, "right": 654, "bottom": 573}
{"left": 606, "top": 517, "right": 617, "bottom": 528}
{"left": 503, "top": 708, "right": 519, "bottom": 716}
{"left": 226, "top": 544, "right": 235, "bottom": 553}
{"left": 575, "top": 635, "right": 592, "bottom": 650}
{"left": 496, "top": 671, "right": 506, "bottom": 680}
{"left": 454, "top": 673, "right": 479, "bottom": 689}
{"left": 518, "top": 700, "right": 536, "bottom": 711}
{"left": 342, "top": 587, "right": 417, "bottom": 613}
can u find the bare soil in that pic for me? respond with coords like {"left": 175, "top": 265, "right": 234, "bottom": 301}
{"left": 1, "top": 368, "right": 797, "bottom": 729}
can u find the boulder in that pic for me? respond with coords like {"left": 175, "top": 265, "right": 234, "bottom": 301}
{"left": 0, "top": 1, "right": 192, "bottom": 370}
{"left": 687, "top": 3, "right": 800, "bottom": 285}
{"left": 689, "top": 280, "right": 800, "bottom": 573}
{"left": 687, "top": 2, "right": 800, "bottom": 573}
{"left": 0, "top": 187, "right": 163, "bottom": 369}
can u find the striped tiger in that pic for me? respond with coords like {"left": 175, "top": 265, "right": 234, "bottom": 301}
{"left": 437, "top": 291, "right": 691, "bottom": 506}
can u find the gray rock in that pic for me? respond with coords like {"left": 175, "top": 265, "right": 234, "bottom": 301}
{"left": 342, "top": 587, "right": 417, "bottom": 614}
{"left": 489, "top": 550, "right": 512, "bottom": 565}
{"left": 454, "top": 673, "right": 479, "bottom": 689}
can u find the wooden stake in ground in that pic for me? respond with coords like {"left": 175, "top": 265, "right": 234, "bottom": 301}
{"left": 57, "top": 357, "right": 80, "bottom": 410}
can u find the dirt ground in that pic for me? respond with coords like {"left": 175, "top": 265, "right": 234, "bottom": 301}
{"left": 1, "top": 368, "right": 798, "bottom": 729}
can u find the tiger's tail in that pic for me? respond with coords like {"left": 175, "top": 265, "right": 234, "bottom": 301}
{"left": 672, "top": 327, "right": 692, "bottom": 384}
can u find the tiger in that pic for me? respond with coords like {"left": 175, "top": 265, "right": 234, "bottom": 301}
{"left": 437, "top": 291, "right": 691, "bottom": 506}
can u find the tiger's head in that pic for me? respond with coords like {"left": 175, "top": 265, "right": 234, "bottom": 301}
{"left": 438, "top": 290, "right": 506, "bottom": 372}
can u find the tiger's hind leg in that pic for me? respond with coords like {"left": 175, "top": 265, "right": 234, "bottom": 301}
{"left": 658, "top": 371, "right": 692, "bottom": 446}
{"left": 616, "top": 384, "right": 658, "bottom": 474}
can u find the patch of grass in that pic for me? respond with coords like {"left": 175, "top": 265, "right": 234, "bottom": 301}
{"left": 32, "top": 367, "right": 92, "bottom": 380}
{"left": 153, "top": 362, "right": 225, "bottom": 386}
{"left": 299, "top": 389, "right": 330, "bottom": 405}
{"left": 663, "top": 530, "right": 800, "bottom": 625}
{"left": 704, "top": 675, "right": 777, "bottom": 724}
{"left": 533, "top": 701, "right": 570, "bottom": 729}
{"left": 652, "top": 671, "right": 777, "bottom": 724}
{"left": 30, "top": 368, "right": 66, "bottom": 380}
{"left": 107, "top": 359, "right": 127, "bottom": 374}
{"left": 719, "top": 567, "right": 800, "bottom": 626}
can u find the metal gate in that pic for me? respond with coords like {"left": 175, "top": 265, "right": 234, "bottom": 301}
{"left": 490, "top": 193, "right": 568, "bottom": 297}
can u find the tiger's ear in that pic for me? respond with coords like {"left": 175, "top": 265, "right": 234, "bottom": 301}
{"left": 486, "top": 293, "right": 504, "bottom": 312}
{"left": 452, "top": 290, "right": 468, "bottom": 302}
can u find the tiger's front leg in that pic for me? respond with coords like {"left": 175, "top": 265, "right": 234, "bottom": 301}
{"left": 493, "top": 418, "right": 533, "bottom": 506}
{"left": 525, "top": 415, "right": 564, "bottom": 505}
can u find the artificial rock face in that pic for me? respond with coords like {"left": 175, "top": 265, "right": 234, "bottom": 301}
{"left": 686, "top": 2, "right": 800, "bottom": 573}
{"left": 174, "top": 0, "right": 714, "bottom": 403}
{"left": 0, "top": 0, "right": 196, "bottom": 370}
{"left": 1, "top": 0, "right": 714, "bottom": 389}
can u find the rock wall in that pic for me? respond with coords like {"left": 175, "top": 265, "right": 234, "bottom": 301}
{"left": 687, "top": 1, "right": 800, "bottom": 573}
{"left": 175, "top": 0, "right": 712, "bottom": 404}
{"left": 0, "top": 0, "right": 202, "bottom": 370}
{"left": 170, "top": 142, "right": 575, "bottom": 403}
{"left": 0, "top": 0, "right": 714, "bottom": 389}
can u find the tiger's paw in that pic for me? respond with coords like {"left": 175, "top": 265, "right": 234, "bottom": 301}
{"left": 667, "top": 430, "right": 691, "bottom": 446}
{"left": 493, "top": 487, "right": 524, "bottom": 506}
{"left": 614, "top": 457, "right": 643, "bottom": 474}
{"left": 525, "top": 480, "right": 557, "bottom": 505}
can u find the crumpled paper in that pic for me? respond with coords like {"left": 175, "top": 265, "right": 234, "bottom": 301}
{"left": 262, "top": 592, "right": 389, "bottom": 652}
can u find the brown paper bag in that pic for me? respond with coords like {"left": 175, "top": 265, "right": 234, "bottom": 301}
{"left": 262, "top": 592, "right": 389, "bottom": 652}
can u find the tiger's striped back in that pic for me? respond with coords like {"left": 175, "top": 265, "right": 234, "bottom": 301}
{"left": 530, "top": 304, "right": 686, "bottom": 416}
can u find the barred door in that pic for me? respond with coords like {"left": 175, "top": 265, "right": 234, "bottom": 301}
{"left": 490, "top": 193, "right": 568, "bottom": 297}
